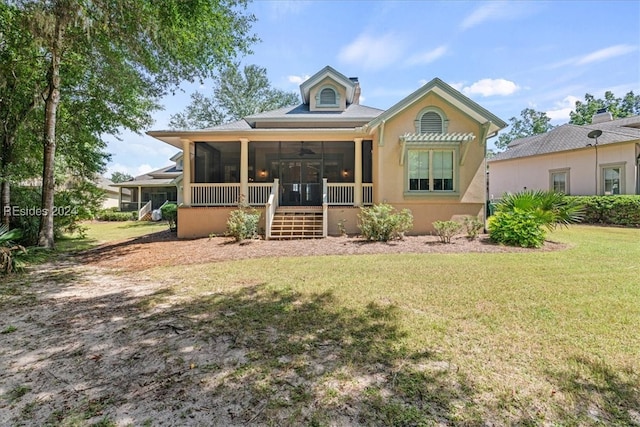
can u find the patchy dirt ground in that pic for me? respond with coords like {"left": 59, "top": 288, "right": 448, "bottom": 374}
{"left": 79, "top": 230, "right": 566, "bottom": 271}
{"left": 0, "top": 233, "right": 567, "bottom": 426}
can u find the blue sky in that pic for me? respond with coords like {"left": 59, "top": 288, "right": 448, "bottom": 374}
{"left": 104, "top": 0, "right": 640, "bottom": 178}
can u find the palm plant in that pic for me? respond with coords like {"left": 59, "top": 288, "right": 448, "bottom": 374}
{"left": 0, "top": 224, "right": 26, "bottom": 274}
{"left": 496, "top": 190, "right": 585, "bottom": 230}
{"left": 489, "top": 190, "right": 585, "bottom": 248}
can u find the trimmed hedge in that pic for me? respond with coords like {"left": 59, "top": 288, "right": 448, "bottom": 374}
{"left": 567, "top": 196, "right": 640, "bottom": 227}
{"left": 95, "top": 210, "right": 137, "bottom": 221}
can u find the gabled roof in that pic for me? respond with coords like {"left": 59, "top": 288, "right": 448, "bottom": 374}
{"left": 365, "top": 77, "right": 507, "bottom": 136}
{"left": 489, "top": 115, "right": 640, "bottom": 162}
{"left": 299, "top": 65, "right": 357, "bottom": 104}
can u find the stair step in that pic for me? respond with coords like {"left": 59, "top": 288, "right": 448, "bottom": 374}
{"left": 269, "top": 208, "right": 324, "bottom": 240}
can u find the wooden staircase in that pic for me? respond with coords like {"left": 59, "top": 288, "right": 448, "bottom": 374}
{"left": 269, "top": 207, "right": 323, "bottom": 239}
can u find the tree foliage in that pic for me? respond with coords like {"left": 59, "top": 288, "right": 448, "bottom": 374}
{"left": 110, "top": 172, "right": 134, "bottom": 183}
{"left": 4, "top": 0, "right": 257, "bottom": 247}
{"left": 569, "top": 91, "right": 640, "bottom": 125}
{"left": 495, "top": 108, "right": 555, "bottom": 151}
{"left": 170, "top": 64, "right": 300, "bottom": 129}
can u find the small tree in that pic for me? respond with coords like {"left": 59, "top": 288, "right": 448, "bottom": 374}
{"left": 358, "top": 203, "right": 413, "bottom": 242}
{"left": 160, "top": 203, "right": 178, "bottom": 232}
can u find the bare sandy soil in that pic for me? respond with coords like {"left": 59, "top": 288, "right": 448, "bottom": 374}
{"left": 0, "top": 233, "right": 565, "bottom": 426}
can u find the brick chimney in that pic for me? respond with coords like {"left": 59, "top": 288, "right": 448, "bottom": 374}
{"left": 592, "top": 107, "right": 613, "bottom": 124}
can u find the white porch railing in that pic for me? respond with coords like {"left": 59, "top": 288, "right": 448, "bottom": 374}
{"left": 326, "top": 183, "right": 354, "bottom": 205}
{"left": 138, "top": 200, "right": 152, "bottom": 220}
{"left": 192, "top": 184, "right": 241, "bottom": 206}
{"left": 191, "top": 182, "right": 373, "bottom": 207}
{"left": 249, "top": 183, "right": 272, "bottom": 205}
{"left": 363, "top": 183, "right": 373, "bottom": 205}
{"left": 265, "top": 179, "right": 279, "bottom": 240}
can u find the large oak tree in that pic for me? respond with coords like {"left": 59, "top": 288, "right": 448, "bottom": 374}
{"left": 7, "top": 0, "right": 257, "bottom": 247}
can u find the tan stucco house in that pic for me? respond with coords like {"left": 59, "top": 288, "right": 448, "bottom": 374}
{"left": 148, "top": 66, "right": 507, "bottom": 238}
{"left": 111, "top": 152, "right": 182, "bottom": 219}
{"left": 489, "top": 113, "right": 640, "bottom": 199}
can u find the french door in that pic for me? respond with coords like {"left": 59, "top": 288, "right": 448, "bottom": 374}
{"left": 279, "top": 160, "right": 322, "bottom": 206}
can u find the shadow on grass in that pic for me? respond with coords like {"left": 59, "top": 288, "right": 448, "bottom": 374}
{"left": 2, "top": 282, "right": 481, "bottom": 426}
{"left": 546, "top": 356, "right": 640, "bottom": 425}
{"left": 77, "top": 230, "right": 176, "bottom": 264}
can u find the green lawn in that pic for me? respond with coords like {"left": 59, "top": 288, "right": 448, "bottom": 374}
{"left": 140, "top": 225, "right": 640, "bottom": 425}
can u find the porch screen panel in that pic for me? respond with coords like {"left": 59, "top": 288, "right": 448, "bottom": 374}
{"left": 194, "top": 142, "right": 240, "bottom": 183}
{"left": 362, "top": 140, "right": 373, "bottom": 183}
{"left": 408, "top": 151, "right": 429, "bottom": 190}
{"left": 433, "top": 151, "right": 453, "bottom": 191}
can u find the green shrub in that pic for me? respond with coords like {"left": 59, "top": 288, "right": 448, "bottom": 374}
{"left": 489, "top": 190, "right": 584, "bottom": 248}
{"left": 432, "top": 220, "right": 462, "bottom": 243}
{"left": 160, "top": 203, "right": 178, "bottom": 231}
{"left": 566, "top": 195, "right": 640, "bottom": 227}
{"left": 488, "top": 210, "right": 547, "bottom": 248}
{"left": 358, "top": 203, "right": 413, "bottom": 242}
{"left": 0, "top": 224, "right": 26, "bottom": 274}
{"left": 95, "top": 210, "right": 136, "bottom": 221}
{"left": 226, "top": 202, "right": 260, "bottom": 242}
{"left": 463, "top": 216, "right": 484, "bottom": 240}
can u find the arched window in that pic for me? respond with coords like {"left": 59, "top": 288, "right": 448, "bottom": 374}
{"left": 319, "top": 88, "right": 337, "bottom": 105}
{"left": 420, "top": 111, "right": 443, "bottom": 133}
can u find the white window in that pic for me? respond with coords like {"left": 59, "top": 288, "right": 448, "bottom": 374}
{"left": 408, "top": 150, "right": 455, "bottom": 192}
{"left": 550, "top": 169, "right": 569, "bottom": 194}
{"left": 602, "top": 165, "right": 624, "bottom": 195}
{"left": 420, "top": 111, "right": 443, "bottom": 133}
{"left": 319, "top": 88, "right": 337, "bottom": 105}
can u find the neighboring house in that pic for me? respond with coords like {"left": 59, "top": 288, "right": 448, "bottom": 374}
{"left": 489, "top": 113, "right": 640, "bottom": 198}
{"left": 147, "top": 66, "right": 506, "bottom": 238}
{"left": 111, "top": 152, "right": 182, "bottom": 219}
{"left": 96, "top": 177, "right": 123, "bottom": 209}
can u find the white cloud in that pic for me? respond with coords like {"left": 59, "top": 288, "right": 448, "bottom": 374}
{"left": 460, "top": 2, "right": 532, "bottom": 30}
{"left": 104, "top": 163, "right": 155, "bottom": 179}
{"left": 449, "top": 82, "right": 465, "bottom": 92}
{"left": 406, "top": 45, "right": 448, "bottom": 66}
{"left": 338, "top": 33, "right": 406, "bottom": 70}
{"left": 461, "top": 78, "right": 520, "bottom": 97}
{"left": 576, "top": 44, "right": 637, "bottom": 65}
{"left": 288, "top": 74, "right": 310, "bottom": 85}
{"left": 546, "top": 95, "right": 580, "bottom": 122}
{"left": 547, "top": 44, "right": 638, "bottom": 69}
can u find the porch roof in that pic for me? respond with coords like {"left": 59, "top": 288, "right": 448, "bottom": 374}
{"left": 111, "top": 178, "right": 178, "bottom": 187}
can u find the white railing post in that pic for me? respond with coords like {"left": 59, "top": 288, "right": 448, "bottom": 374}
{"left": 265, "top": 179, "right": 279, "bottom": 240}
{"left": 322, "top": 178, "right": 328, "bottom": 237}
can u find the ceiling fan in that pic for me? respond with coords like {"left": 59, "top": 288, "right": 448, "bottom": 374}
{"left": 298, "top": 142, "right": 315, "bottom": 156}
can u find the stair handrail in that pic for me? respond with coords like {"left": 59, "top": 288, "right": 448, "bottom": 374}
{"left": 322, "top": 178, "right": 328, "bottom": 237}
{"left": 138, "top": 200, "right": 152, "bottom": 221}
{"left": 265, "top": 178, "right": 279, "bottom": 240}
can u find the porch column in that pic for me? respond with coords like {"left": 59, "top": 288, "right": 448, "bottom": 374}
{"left": 354, "top": 138, "right": 363, "bottom": 206}
{"left": 181, "top": 138, "right": 192, "bottom": 206}
{"left": 240, "top": 138, "right": 249, "bottom": 203}
{"left": 137, "top": 186, "right": 142, "bottom": 211}
{"left": 118, "top": 188, "right": 123, "bottom": 211}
